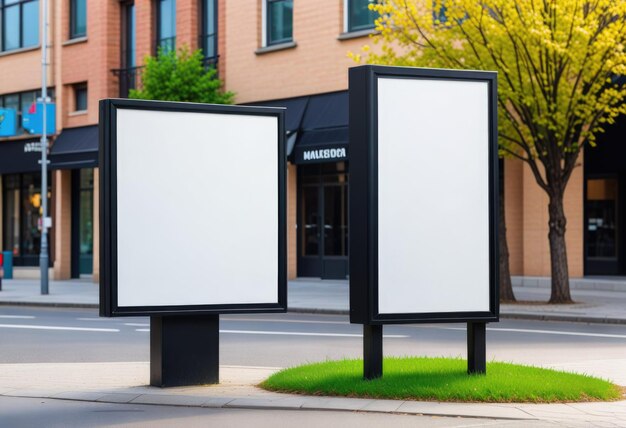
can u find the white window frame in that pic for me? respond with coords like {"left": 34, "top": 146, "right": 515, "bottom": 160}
{"left": 344, "top": 0, "right": 377, "bottom": 33}
{"left": 261, "top": 0, "right": 268, "bottom": 47}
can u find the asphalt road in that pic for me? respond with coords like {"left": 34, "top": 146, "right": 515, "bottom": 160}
{"left": 1, "top": 306, "right": 625, "bottom": 377}
{"left": 1, "top": 306, "right": 625, "bottom": 427}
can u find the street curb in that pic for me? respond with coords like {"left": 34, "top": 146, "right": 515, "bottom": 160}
{"left": 290, "top": 308, "right": 626, "bottom": 325}
{"left": 1, "top": 392, "right": 539, "bottom": 421}
{"left": 1, "top": 301, "right": 625, "bottom": 325}
{"left": 500, "top": 312, "right": 626, "bottom": 325}
{"left": 288, "top": 307, "right": 348, "bottom": 316}
{"left": 0, "top": 301, "right": 98, "bottom": 309}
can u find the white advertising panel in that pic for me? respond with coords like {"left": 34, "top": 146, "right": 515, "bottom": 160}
{"left": 100, "top": 100, "right": 286, "bottom": 316}
{"left": 377, "top": 77, "right": 490, "bottom": 314}
{"left": 349, "top": 65, "right": 498, "bottom": 324}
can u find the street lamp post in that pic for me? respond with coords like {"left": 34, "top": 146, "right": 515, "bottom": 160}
{"left": 40, "top": 0, "right": 49, "bottom": 295}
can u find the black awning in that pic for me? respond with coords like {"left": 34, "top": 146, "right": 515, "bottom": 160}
{"left": 244, "top": 91, "right": 349, "bottom": 164}
{"left": 0, "top": 138, "right": 45, "bottom": 174}
{"left": 293, "top": 91, "right": 348, "bottom": 164}
{"left": 292, "top": 127, "right": 348, "bottom": 164}
{"left": 49, "top": 125, "right": 98, "bottom": 169}
{"left": 248, "top": 96, "right": 308, "bottom": 133}
{"left": 300, "top": 91, "right": 348, "bottom": 130}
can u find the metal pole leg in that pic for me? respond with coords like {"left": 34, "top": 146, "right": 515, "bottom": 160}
{"left": 363, "top": 324, "right": 383, "bottom": 380}
{"left": 467, "top": 322, "right": 486, "bottom": 374}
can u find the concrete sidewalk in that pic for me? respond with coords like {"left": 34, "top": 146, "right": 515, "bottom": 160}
{"left": 1, "top": 276, "right": 626, "bottom": 324}
{"left": 0, "top": 362, "right": 625, "bottom": 426}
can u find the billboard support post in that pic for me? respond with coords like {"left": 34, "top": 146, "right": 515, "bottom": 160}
{"left": 363, "top": 324, "right": 383, "bottom": 379}
{"left": 150, "top": 315, "right": 219, "bottom": 387}
{"left": 467, "top": 322, "right": 486, "bottom": 374}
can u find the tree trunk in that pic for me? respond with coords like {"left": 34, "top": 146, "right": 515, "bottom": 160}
{"left": 499, "top": 161, "right": 515, "bottom": 302}
{"left": 547, "top": 191, "right": 573, "bottom": 303}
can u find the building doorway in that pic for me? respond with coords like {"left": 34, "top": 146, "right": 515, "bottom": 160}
{"left": 297, "top": 162, "right": 348, "bottom": 279}
{"left": 584, "top": 116, "right": 626, "bottom": 275}
{"left": 71, "top": 168, "right": 94, "bottom": 277}
{"left": 585, "top": 177, "right": 618, "bottom": 274}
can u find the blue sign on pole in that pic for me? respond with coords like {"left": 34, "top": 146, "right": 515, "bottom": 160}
{"left": 22, "top": 102, "right": 56, "bottom": 135}
{"left": 0, "top": 108, "right": 18, "bottom": 137}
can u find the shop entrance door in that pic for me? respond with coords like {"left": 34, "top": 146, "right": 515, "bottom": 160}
{"left": 585, "top": 176, "right": 619, "bottom": 274}
{"left": 298, "top": 163, "right": 348, "bottom": 279}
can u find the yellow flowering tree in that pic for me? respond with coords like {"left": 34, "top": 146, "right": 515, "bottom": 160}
{"left": 358, "top": 0, "right": 626, "bottom": 303}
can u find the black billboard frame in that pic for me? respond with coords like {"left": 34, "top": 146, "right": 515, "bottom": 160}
{"left": 99, "top": 98, "right": 287, "bottom": 318}
{"left": 99, "top": 99, "right": 287, "bottom": 387}
{"left": 348, "top": 65, "right": 499, "bottom": 378}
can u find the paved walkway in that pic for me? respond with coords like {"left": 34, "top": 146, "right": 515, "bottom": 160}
{"left": 1, "top": 277, "right": 626, "bottom": 424}
{"left": 0, "top": 362, "right": 624, "bottom": 426}
{"left": 1, "top": 276, "right": 626, "bottom": 324}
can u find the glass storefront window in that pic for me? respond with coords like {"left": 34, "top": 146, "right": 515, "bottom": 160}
{"left": 79, "top": 169, "right": 93, "bottom": 267}
{"left": 301, "top": 185, "right": 319, "bottom": 256}
{"left": 20, "top": 173, "right": 42, "bottom": 257}
{"left": 2, "top": 172, "right": 50, "bottom": 265}
{"left": 586, "top": 178, "right": 618, "bottom": 259}
{"left": 324, "top": 182, "right": 348, "bottom": 256}
{"left": 3, "top": 175, "right": 20, "bottom": 256}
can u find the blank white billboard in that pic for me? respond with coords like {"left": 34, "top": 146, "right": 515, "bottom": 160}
{"left": 376, "top": 77, "right": 491, "bottom": 314}
{"left": 114, "top": 107, "right": 279, "bottom": 308}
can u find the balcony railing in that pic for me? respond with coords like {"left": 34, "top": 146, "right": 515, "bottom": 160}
{"left": 111, "top": 56, "right": 219, "bottom": 99}
{"left": 111, "top": 66, "right": 143, "bottom": 98}
{"left": 202, "top": 55, "right": 219, "bottom": 71}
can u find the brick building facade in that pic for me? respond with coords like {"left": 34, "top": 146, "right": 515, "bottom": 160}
{"left": 0, "top": 0, "right": 622, "bottom": 284}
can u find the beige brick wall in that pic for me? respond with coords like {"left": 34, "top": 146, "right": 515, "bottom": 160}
{"left": 287, "top": 163, "right": 297, "bottom": 279}
{"left": 177, "top": 0, "right": 200, "bottom": 49}
{"left": 0, "top": 49, "right": 47, "bottom": 95}
{"left": 136, "top": 0, "right": 156, "bottom": 64}
{"left": 504, "top": 158, "right": 524, "bottom": 275}
{"left": 53, "top": 170, "right": 72, "bottom": 280}
{"left": 506, "top": 156, "right": 583, "bottom": 278}
{"left": 225, "top": 0, "right": 378, "bottom": 103}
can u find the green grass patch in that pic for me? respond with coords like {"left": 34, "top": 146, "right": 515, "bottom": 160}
{"left": 260, "top": 357, "right": 622, "bottom": 403}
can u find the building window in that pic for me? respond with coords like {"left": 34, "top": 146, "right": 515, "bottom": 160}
{"left": 122, "top": 1, "right": 135, "bottom": 68}
{"left": 74, "top": 84, "right": 87, "bottom": 111}
{"left": 200, "top": 0, "right": 216, "bottom": 61}
{"left": 116, "top": 1, "right": 137, "bottom": 98}
{"left": 0, "top": 0, "right": 39, "bottom": 52}
{"left": 266, "top": 0, "right": 292, "bottom": 46}
{"left": 70, "top": 0, "right": 86, "bottom": 38}
{"left": 346, "top": 0, "right": 376, "bottom": 32}
{"left": 156, "top": 0, "right": 175, "bottom": 53}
